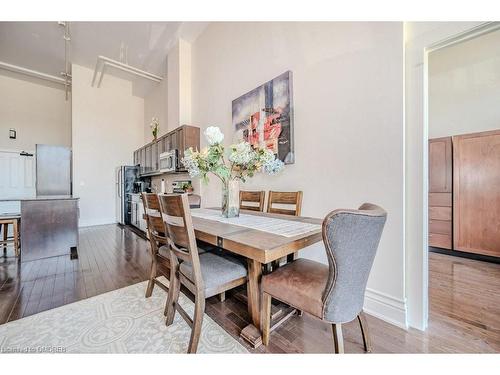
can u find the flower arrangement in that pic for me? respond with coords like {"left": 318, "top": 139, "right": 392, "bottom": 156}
{"left": 182, "top": 126, "right": 284, "bottom": 217}
{"left": 150, "top": 117, "right": 159, "bottom": 140}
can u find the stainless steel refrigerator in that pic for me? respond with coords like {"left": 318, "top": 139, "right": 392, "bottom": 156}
{"left": 115, "top": 166, "right": 139, "bottom": 225}
{"left": 36, "top": 144, "right": 72, "bottom": 196}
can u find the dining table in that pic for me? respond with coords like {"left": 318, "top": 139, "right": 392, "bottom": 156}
{"left": 190, "top": 208, "right": 323, "bottom": 348}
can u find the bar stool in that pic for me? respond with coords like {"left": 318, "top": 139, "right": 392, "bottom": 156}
{"left": 0, "top": 214, "right": 21, "bottom": 257}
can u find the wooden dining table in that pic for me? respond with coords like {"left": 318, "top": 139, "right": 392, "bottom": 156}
{"left": 190, "top": 208, "right": 323, "bottom": 347}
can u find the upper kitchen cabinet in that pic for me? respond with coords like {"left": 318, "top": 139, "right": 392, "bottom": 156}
{"left": 134, "top": 125, "right": 200, "bottom": 176}
{"left": 176, "top": 125, "right": 200, "bottom": 162}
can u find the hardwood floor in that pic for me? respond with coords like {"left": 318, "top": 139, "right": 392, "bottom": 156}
{"left": 0, "top": 224, "right": 499, "bottom": 353}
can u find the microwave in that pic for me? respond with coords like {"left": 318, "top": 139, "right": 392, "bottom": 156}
{"left": 159, "top": 149, "right": 178, "bottom": 173}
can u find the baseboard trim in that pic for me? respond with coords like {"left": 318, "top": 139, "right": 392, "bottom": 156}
{"left": 78, "top": 218, "right": 117, "bottom": 228}
{"left": 364, "top": 288, "right": 408, "bottom": 330}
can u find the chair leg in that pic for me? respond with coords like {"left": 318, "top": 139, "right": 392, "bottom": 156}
{"left": 2, "top": 223, "right": 7, "bottom": 254}
{"left": 219, "top": 291, "right": 226, "bottom": 302}
{"left": 261, "top": 292, "right": 272, "bottom": 346}
{"left": 332, "top": 323, "right": 344, "bottom": 354}
{"left": 145, "top": 260, "right": 157, "bottom": 298}
{"left": 165, "top": 267, "right": 180, "bottom": 326}
{"left": 357, "top": 311, "right": 372, "bottom": 353}
{"left": 187, "top": 295, "right": 205, "bottom": 353}
{"left": 13, "top": 220, "right": 19, "bottom": 257}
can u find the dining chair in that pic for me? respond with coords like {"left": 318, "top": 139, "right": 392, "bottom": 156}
{"left": 260, "top": 203, "right": 387, "bottom": 353}
{"left": 0, "top": 215, "right": 21, "bottom": 257}
{"left": 266, "top": 191, "right": 303, "bottom": 216}
{"left": 141, "top": 193, "right": 171, "bottom": 298}
{"left": 159, "top": 193, "right": 248, "bottom": 353}
{"left": 267, "top": 191, "right": 303, "bottom": 267}
{"left": 239, "top": 190, "right": 265, "bottom": 212}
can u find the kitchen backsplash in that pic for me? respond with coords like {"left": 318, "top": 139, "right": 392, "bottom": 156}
{"left": 150, "top": 173, "right": 200, "bottom": 194}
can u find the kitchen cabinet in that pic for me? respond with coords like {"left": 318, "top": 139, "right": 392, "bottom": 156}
{"left": 133, "top": 125, "right": 200, "bottom": 176}
{"left": 130, "top": 193, "right": 146, "bottom": 233}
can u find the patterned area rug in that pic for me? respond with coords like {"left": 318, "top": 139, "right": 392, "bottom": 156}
{"left": 0, "top": 278, "right": 248, "bottom": 354}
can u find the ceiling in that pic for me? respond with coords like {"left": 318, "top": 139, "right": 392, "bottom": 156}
{"left": 0, "top": 21, "right": 208, "bottom": 96}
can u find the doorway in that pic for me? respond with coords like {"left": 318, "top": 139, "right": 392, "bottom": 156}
{"left": 424, "top": 26, "right": 500, "bottom": 345}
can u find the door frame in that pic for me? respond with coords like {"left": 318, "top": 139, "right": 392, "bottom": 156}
{"left": 412, "top": 21, "right": 500, "bottom": 330}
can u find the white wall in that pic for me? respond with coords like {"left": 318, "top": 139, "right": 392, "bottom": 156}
{"left": 144, "top": 59, "right": 168, "bottom": 143}
{"left": 72, "top": 64, "right": 144, "bottom": 227}
{"left": 191, "top": 22, "right": 406, "bottom": 327}
{"left": 404, "top": 21, "right": 483, "bottom": 330}
{"left": 168, "top": 38, "right": 192, "bottom": 131}
{"left": 0, "top": 70, "right": 71, "bottom": 152}
{"left": 429, "top": 29, "right": 500, "bottom": 138}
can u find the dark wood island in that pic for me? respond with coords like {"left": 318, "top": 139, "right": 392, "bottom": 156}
{"left": 0, "top": 196, "right": 79, "bottom": 262}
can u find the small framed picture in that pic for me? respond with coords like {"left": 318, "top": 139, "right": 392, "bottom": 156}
{"left": 9, "top": 128, "right": 16, "bottom": 139}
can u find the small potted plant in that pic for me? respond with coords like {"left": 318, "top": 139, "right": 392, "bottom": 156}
{"left": 150, "top": 117, "right": 159, "bottom": 141}
{"left": 182, "top": 126, "right": 284, "bottom": 218}
{"left": 182, "top": 181, "right": 194, "bottom": 194}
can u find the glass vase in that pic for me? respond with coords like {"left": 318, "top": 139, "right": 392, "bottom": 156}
{"left": 221, "top": 179, "right": 240, "bottom": 218}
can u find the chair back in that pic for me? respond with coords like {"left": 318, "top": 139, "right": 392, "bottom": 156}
{"left": 240, "top": 190, "right": 265, "bottom": 212}
{"left": 321, "top": 203, "right": 387, "bottom": 323}
{"left": 157, "top": 194, "right": 203, "bottom": 290}
{"left": 141, "top": 193, "right": 167, "bottom": 255}
{"left": 267, "top": 191, "right": 303, "bottom": 216}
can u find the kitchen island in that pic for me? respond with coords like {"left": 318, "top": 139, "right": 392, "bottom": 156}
{"left": 0, "top": 196, "right": 79, "bottom": 262}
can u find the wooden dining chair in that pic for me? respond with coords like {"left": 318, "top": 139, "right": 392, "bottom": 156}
{"left": 159, "top": 193, "right": 248, "bottom": 353}
{"left": 260, "top": 203, "right": 387, "bottom": 353}
{"left": 267, "top": 191, "right": 303, "bottom": 216}
{"left": 267, "top": 191, "right": 303, "bottom": 266}
{"left": 141, "top": 193, "right": 171, "bottom": 298}
{"left": 239, "top": 190, "right": 265, "bottom": 212}
{"left": 0, "top": 215, "right": 21, "bottom": 257}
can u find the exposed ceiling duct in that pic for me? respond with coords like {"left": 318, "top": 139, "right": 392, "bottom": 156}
{"left": 0, "top": 21, "right": 72, "bottom": 100}
{"left": 91, "top": 55, "right": 163, "bottom": 88}
{"left": 0, "top": 60, "right": 67, "bottom": 85}
{"left": 58, "top": 21, "right": 72, "bottom": 100}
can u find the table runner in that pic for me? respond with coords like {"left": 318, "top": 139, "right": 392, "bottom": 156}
{"left": 191, "top": 208, "right": 321, "bottom": 238}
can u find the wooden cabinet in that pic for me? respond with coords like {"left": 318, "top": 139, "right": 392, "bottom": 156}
{"left": 429, "top": 130, "right": 500, "bottom": 258}
{"left": 428, "top": 137, "right": 453, "bottom": 250}
{"left": 429, "top": 137, "right": 452, "bottom": 193}
{"left": 452, "top": 130, "right": 500, "bottom": 258}
{"left": 133, "top": 125, "right": 200, "bottom": 176}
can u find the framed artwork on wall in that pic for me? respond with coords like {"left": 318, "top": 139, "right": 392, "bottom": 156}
{"left": 232, "top": 71, "right": 294, "bottom": 164}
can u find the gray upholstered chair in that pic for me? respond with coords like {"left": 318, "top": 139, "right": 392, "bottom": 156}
{"left": 261, "top": 203, "right": 387, "bottom": 353}
{"left": 159, "top": 193, "right": 248, "bottom": 353}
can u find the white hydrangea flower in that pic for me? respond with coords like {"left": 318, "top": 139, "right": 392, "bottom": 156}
{"left": 259, "top": 149, "right": 275, "bottom": 165}
{"left": 204, "top": 126, "right": 224, "bottom": 145}
{"left": 228, "top": 142, "right": 254, "bottom": 165}
{"left": 181, "top": 148, "right": 201, "bottom": 178}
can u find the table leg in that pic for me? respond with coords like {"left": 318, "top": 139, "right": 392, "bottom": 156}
{"left": 240, "top": 258, "right": 263, "bottom": 348}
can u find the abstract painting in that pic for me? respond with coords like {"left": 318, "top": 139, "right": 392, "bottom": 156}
{"left": 232, "top": 71, "right": 294, "bottom": 164}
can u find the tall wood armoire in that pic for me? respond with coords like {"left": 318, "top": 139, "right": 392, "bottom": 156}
{"left": 429, "top": 129, "right": 500, "bottom": 258}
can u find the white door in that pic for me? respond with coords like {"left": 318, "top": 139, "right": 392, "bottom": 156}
{"left": 0, "top": 150, "right": 36, "bottom": 199}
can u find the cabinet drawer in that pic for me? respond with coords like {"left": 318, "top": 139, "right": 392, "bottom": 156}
{"left": 429, "top": 193, "right": 452, "bottom": 207}
{"left": 429, "top": 206, "right": 452, "bottom": 221}
{"left": 429, "top": 233, "right": 452, "bottom": 249}
{"left": 429, "top": 220, "right": 452, "bottom": 235}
